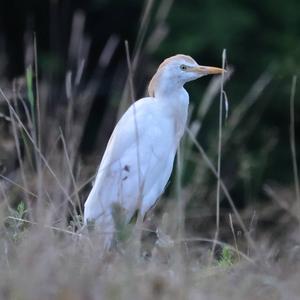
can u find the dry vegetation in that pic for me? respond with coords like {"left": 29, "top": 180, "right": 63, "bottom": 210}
{"left": 1, "top": 2, "right": 300, "bottom": 299}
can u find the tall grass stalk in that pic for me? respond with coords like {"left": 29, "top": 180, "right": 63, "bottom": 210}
{"left": 0, "top": 88, "right": 76, "bottom": 213}
{"left": 59, "top": 129, "right": 83, "bottom": 219}
{"left": 33, "top": 33, "right": 44, "bottom": 207}
{"left": 124, "top": 40, "right": 143, "bottom": 256}
{"left": 9, "top": 105, "right": 30, "bottom": 207}
{"left": 211, "top": 49, "right": 227, "bottom": 261}
{"left": 176, "top": 143, "right": 184, "bottom": 240}
{"left": 174, "top": 142, "right": 187, "bottom": 299}
{"left": 186, "top": 127, "right": 257, "bottom": 252}
{"left": 289, "top": 76, "right": 300, "bottom": 218}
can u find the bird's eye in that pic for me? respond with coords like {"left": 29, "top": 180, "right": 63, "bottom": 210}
{"left": 180, "top": 64, "right": 187, "bottom": 71}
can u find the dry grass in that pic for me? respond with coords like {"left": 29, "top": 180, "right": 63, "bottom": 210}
{"left": 1, "top": 207, "right": 300, "bottom": 300}
{"left": 0, "top": 2, "right": 300, "bottom": 299}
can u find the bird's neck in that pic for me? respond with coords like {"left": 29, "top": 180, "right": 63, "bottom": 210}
{"left": 156, "top": 86, "right": 189, "bottom": 140}
{"left": 156, "top": 86, "right": 189, "bottom": 108}
{"left": 148, "top": 72, "right": 189, "bottom": 139}
{"left": 151, "top": 73, "right": 188, "bottom": 104}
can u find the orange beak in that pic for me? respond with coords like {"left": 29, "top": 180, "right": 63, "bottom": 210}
{"left": 191, "top": 65, "right": 225, "bottom": 75}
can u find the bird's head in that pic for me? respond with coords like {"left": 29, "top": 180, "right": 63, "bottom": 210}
{"left": 148, "top": 54, "right": 225, "bottom": 97}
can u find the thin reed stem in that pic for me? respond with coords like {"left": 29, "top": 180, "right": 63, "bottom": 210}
{"left": 0, "top": 88, "right": 76, "bottom": 213}
{"left": 59, "top": 129, "right": 83, "bottom": 219}
{"left": 125, "top": 41, "right": 143, "bottom": 255}
{"left": 211, "top": 49, "right": 227, "bottom": 261}
{"left": 289, "top": 76, "right": 300, "bottom": 218}
{"left": 176, "top": 142, "right": 184, "bottom": 242}
{"left": 186, "top": 127, "right": 257, "bottom": 252}
{"left": 33, "top": 33, "right": 44, "bottom": 205}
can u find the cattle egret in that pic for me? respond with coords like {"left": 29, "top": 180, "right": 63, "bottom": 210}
{"left": 84, "top": 54, "right": 224, "bottom": 245}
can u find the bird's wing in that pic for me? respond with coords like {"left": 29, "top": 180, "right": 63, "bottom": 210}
{"left": 98, "top": 97, "right": 163, "bottom": 172}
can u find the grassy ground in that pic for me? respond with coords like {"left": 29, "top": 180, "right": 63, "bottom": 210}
{"left": 1, "top": 199, "right": 300, "bottom": 300}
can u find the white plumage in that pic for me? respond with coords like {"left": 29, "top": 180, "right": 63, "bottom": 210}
{"left": 84, "top": 54, "right": 224, "bottom": 245}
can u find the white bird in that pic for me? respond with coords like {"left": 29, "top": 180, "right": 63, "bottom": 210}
{"left": 84, "top": 54, "right": 224, "bottom": 245}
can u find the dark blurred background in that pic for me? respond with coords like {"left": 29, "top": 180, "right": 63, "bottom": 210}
{"left": 0, "top": 0, "right": 300, "bottom": 244}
